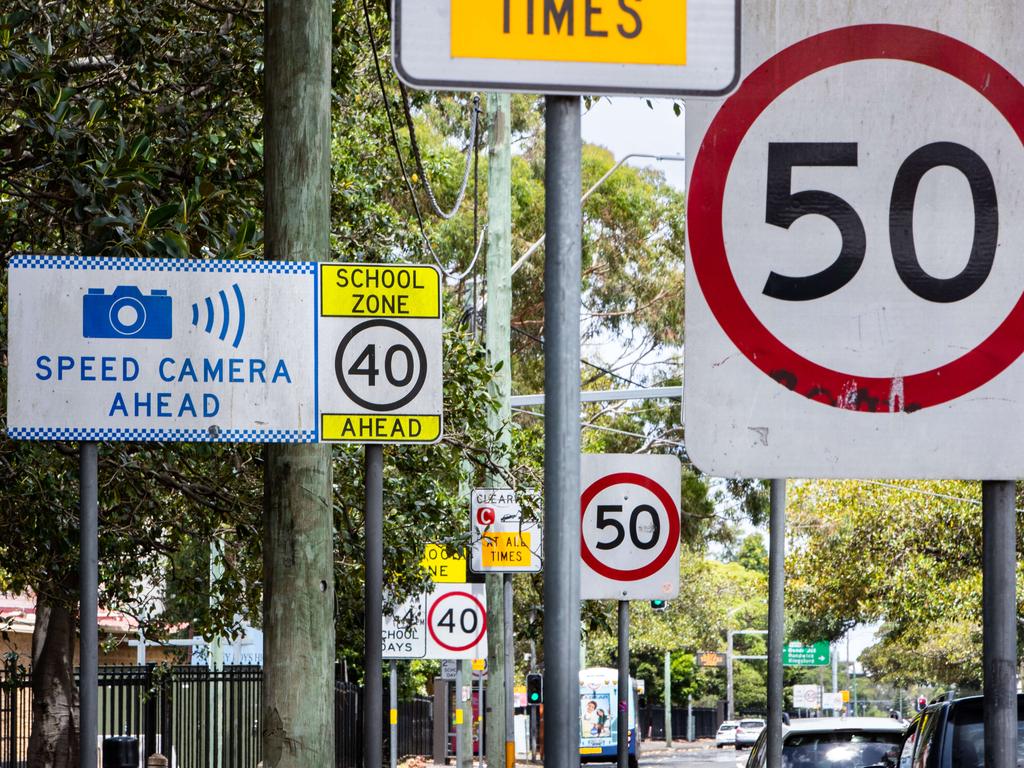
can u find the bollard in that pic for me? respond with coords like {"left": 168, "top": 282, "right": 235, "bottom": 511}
{"left": 146, "top": 756, "right": 169, "bottom": 767}
{"left": 101, "top": 736, "right": 139, "bottom": 768}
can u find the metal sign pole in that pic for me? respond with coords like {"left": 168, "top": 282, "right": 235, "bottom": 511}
{"left": 79, "top": 442, "right": 98, "bottom": 768}
{"left": 542, "top": 93, "right": 583, "bottom": 768}
{"left": 504, "top": 573, "right": 515, "bottom": 767}
{"left": 390, "top": 660, "right": 398, "bottom": 768}
{"left": 617, "top": 600, "right": 630, "bottom": 768}
{"left": 664, "top": 651, "right": 671, "bottom": 748}
{"left": 767, "top": 479, "right": 786, "bottom": 768}
{"left": 982, "top": 480, "right": 1016, "bottom": 768}
{"left": 364, "top": 444, "right": 384, "bottom": 768}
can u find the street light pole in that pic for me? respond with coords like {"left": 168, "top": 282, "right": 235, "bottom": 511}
{"left": 511, "top": 153, "right": 685, "bottom": 274}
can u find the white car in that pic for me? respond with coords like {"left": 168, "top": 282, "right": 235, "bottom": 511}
{"left": 734, "top": 718, "right": 766, "bottom": 749}
{"left": 744, "top": 717, "right": 906, "bottom": 768}
{"left": 716, "top": 720, "right": 740, "bottom": 748}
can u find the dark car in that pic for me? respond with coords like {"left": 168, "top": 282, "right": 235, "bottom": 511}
{"left": 899, "top": 694, "right": 1024, "bottom": 768}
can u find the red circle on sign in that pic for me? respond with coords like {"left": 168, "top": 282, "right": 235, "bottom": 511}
{"left": 579, "top": 472, "right": 680, "bottom": 581}
{"left": 427, "top": 591, "right": 487, "bottom": 652}
{"left": 688, "top": 24, "right": 1024, "bottom": 413}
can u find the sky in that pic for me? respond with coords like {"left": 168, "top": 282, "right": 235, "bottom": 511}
{"left": 580, "top": 97, "right": 687, "bottom": 191}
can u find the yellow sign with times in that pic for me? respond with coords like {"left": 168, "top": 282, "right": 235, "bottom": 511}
{"left": 320, "top": 264, "right": 440, "bottom": 319}
{"left": 450, "top": 0, "right": 686, "bottom": 67}
{"left": 481, "top": 531, "right": 534, "bottom": 568}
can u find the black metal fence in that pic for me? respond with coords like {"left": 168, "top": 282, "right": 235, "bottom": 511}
{"left": 1, "top": 663, "right": 433, "bottom": 768}
{"left": 640, "top": 705, "right": 721, "bottom": 741}
{"left": 0, "top": 662, "right": 29, "bottom": 768}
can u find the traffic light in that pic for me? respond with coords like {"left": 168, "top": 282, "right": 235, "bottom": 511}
{"left": 916, "top": 695, "right": 928, "bottom": 712}
{"left": 650, "top": 599, "right": 667, "bottom": 612}
{"left": 527, "top": 673, "right": 543, "bottom": 704}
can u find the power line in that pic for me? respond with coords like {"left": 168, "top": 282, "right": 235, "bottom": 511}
{"left": 511, "top": 325, "right": 648, "bottom": 389}
{"left": 360, "top": 0, "right": 484, "bottom": 280}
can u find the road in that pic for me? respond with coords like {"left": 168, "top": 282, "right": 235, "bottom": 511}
{"left": 637, "top": 741, "right": 749, "bottom": 768}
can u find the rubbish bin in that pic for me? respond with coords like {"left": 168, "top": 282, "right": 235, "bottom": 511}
{"left": 102, "top": 736, "right": 139, "bottom": 768}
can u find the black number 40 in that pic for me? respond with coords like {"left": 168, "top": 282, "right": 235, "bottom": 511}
{"left": 764, "top": 141, "right": 998, "bottom": 304}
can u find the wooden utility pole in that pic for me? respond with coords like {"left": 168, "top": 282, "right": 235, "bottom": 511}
{"left": 484, "top": 92, "right": 514, "bottom": 768}
{"left": 262, "top": 1, "right": 335, "bottom": 766}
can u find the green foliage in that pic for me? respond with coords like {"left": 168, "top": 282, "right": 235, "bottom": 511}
{"left": 786, "top": 479, "right": 1023, "bottom": 688}
{"left": 733, "top": 534, "right": 769, "bottom": 575}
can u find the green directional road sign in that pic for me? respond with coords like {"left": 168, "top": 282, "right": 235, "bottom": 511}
{"left": 783, "top": 641, "right": 831, "bottom": 667}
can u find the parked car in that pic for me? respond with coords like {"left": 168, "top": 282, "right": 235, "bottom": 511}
{"left": 745, "top": 717, "right": 905, "bottom": 767}
{"left": 716, "top": 720, "right": 740, "bottom": 748}
{"left": 898, "top": 693, "right": 1024, "bottom": 768}
{"left": 735, "top": 718, "right": 767, "bottom": 749}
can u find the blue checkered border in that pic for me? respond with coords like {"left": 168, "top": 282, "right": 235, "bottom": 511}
{"left": 9, "top": 255, "right": 315, "bottom": 275}
{"left": 5, "top": 426, "right": 317, "bottom": 443}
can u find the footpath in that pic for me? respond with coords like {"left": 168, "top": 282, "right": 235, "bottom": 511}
{"left": 419, "top": 739, "right": 716, "bottom": 767}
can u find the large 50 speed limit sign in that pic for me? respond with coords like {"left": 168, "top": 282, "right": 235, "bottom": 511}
{"left": 318, "top": 264, "right": 442, "bottom": 444}
{"left": 580, "top": 454, "right": 680, "bottom": 601}
{"left": 685, "top": 2, "right": 1024, "bottom": 479}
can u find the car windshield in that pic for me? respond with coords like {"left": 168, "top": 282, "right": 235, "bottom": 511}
{"left": 950, "top": 698, "right": 1024, "bottom": 768}
{"left": 742, "top": 720, "right": 765, "bottom": 728}
{"left": 782, "top": 732, "right": 902, "bottom": 768}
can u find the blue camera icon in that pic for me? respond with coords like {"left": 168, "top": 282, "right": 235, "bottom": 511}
{"left": 83, "top": 285, "right": 172, "bottom": 339}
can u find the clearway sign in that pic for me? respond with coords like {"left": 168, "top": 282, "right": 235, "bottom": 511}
{"left": 7, "top": 256, "right": 316, "bottom": 442}
{"left": 685, "top": 0, "right": 1024, "bottom": 478}
{"left": 393, "top": 0, "right": 739, "bottom": 97}
{"left": 470, "top": 488, "right": 542, "bottom": 573}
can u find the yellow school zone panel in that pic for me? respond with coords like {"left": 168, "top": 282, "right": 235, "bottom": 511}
{"left": 472, "top": 658, "right": 487, "bottom": 672}
{"left": 320, "top": 264, "right": 441, "bottom": 318}
{"left": 421, "top": 543, "right": 468, "bottom": 583}
{"left": 481, "top": 531, "right": 534, "bottom": 568}
{"left": 450, "top": 0, "right": 686, "bottom": 67}
{"left": 321, "top": 414, "right": 441, "bottom": 443}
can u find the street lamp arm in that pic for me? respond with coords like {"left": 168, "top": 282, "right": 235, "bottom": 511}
{"left": 510, "top": 152, "right": 685, "bottom": 275}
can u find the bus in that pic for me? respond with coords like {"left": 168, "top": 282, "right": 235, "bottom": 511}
{"left": 579, "top": 667, "right": 640, "bottom": 768}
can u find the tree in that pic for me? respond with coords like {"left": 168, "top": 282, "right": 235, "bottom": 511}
{"left": 786, "top": 479, "right": 1023, "bottom": 688}
{"left": 733, "top": 534, "right": 769, "bottom": 575}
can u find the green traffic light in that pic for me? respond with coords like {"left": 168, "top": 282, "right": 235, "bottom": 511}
{"left": 529, "top": 693, "right": 539, "bottom": 701}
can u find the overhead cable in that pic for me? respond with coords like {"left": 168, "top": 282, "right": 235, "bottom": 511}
{"left": 361, "top": 0, "right": 484, "bottom": 281}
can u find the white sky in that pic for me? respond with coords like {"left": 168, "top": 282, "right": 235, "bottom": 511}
{"left": 581, "top": 97, "right": 687, "bottom": 191}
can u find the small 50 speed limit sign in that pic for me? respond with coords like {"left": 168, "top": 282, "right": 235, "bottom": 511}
{"left": 580, "top": 454, "right": 680, "bottom": 601}
{"left": 685, "top": 3, "right": 1024, "bottom": 479}
{"left": 318, "top": 264, "right": 442, "bottom": 444}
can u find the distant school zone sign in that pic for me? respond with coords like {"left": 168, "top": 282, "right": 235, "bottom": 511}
{"left": 421, "top": 544, "right": 467, "bottom": 583}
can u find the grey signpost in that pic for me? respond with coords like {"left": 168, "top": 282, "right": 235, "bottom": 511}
{"left": 80, "top": 443, "right": 98, "bottom": 768}
{"left": 767, "top": 480, "right": 786, "bottom": 768}
{"left": 617, "top": 600, "right": 630, "bottom": 768}
{"left": 983, "top": 481, "right": 1016, "bottom": 768}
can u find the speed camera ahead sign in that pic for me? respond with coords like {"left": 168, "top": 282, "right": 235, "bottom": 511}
{"left": 318, "top": 264, "right": 442, "bottom": 444}
{"left": 685, "top": 1, "right": 1024, "bottom": 479}
{"left": 580, "top": 454, "right": 680, "bottom": 601}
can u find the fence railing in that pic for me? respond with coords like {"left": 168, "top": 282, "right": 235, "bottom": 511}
{"left": 0, "top": 663, "right": 432, "bottom": 768}
{"left": 639, "top": 705, "right": 721, "bottom": 741}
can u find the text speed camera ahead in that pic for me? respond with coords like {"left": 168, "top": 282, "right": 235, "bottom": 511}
{"left": 580, "top": 454, "right": 680, "bottom": 601}
{"left": 685, "top": 2, "right": 1024, "bottom": 479}
{"left": 318, "top": 263, "right": 443, "bottom": 444}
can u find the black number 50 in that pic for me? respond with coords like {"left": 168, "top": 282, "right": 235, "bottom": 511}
{"left": 764, "top": 141, "right": 998, "bottom": 304}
